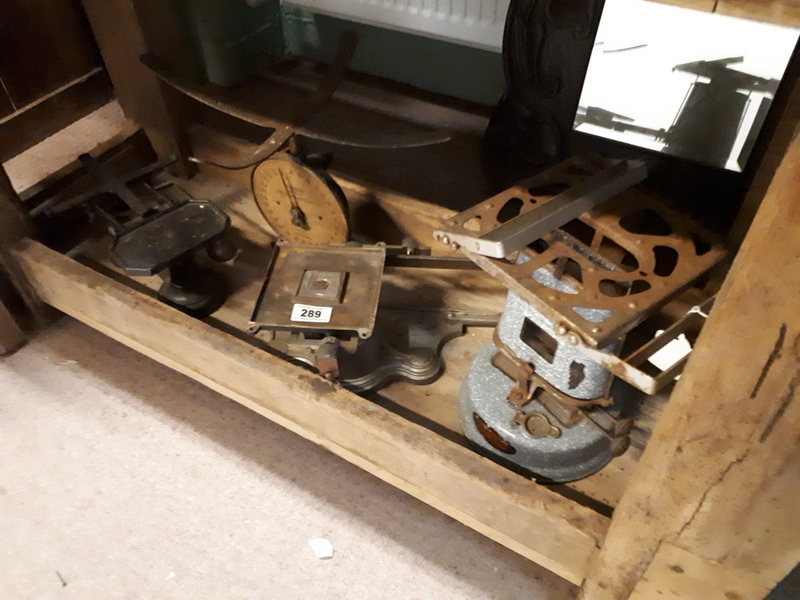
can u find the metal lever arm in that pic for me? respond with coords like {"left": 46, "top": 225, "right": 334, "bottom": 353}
{"left": 435, "top": 158, "right": 648, "bottom": 258}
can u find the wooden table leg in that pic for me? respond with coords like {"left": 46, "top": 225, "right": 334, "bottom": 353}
{"left": 79, "top": 0, "right": 197, "bottom": 177}
{"left": 0, "top": 301, "right": 25, "bottom": 355}
{"left": 581, "top": 128, "right": 800, "bottom": 598}
{"left": 0, "top": 164, "right": 29, "bottom": 353}
{"left": 0, "top": 164, "right": 32, "bottom": 241}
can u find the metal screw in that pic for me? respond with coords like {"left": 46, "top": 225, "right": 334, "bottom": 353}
{"left": 556, "top": 325, "right": 568, "bottom": 336}
{"left": 441, "top": 235, "right": 450, "bottom": 245}
{"left": 508, "top": 389, "right": 526, "bottom": 405}
{"left": 450, "top": 242, "right": 460, "bottom": 251}
{"left": 567, "top": 333, "right": 580, "bottom": 345}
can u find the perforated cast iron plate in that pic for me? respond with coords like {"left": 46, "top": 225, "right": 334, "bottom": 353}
{"left": 440, "top": 156, "right": 726, "bottom": 347}
{"left": 466, "top": 188, "right": 726, "bottom": 348}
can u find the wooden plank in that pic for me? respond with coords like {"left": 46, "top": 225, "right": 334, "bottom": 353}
{"left": 10, "top": 238, "right": 609, "bottom": 585}
{"left": 581, "top": 126, "right": 800, "bottom": 597}
{"left": 79, "top": 0, "right": 194, "bottom": 173}
{"left": 0, "top": 70, "right": 114, "bottom": 163}
{"left": 15, "top": 127, "right": 142, "bottom": 205}
{"left": 0, "top": 164, "right": 31, "bottom": 243}
{"left": 646, "top": 0, "right": 800, "bottom": 27}
{"left": 0, "top": 79, "right": 14, "bottom": 120}
{"left": 627, "top": 543, "right": 772, "bottom": 600}
{"left": 717, "top": 0, "right": 800, "bottom": 28}
{"left": 646, "top": 0, "right": 716, "bottom": 12}
{"left": 0, "top": 164, "right": 29, "bottom": 352}
{"left": 668, "top": 416, "right": 800, "bottom": 584}
{"left": 0, "top": 301, "right": 25, "bottom": 355}
{"left": 0, "top": 0, "right": 100, "bottom": 109}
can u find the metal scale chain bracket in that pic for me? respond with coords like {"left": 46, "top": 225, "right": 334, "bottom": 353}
{"left": 437, "top": 155, "right": 726, "bottom": 481}
{"left": 33, "top": 153, "right": 236, "bottom": 317}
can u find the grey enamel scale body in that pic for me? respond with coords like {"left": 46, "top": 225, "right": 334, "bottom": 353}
{"left": 459, "top": 263, "right": 621, "bottom": 482}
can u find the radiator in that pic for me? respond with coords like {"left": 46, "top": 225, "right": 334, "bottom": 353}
{"left": 282, "top": 0, "right": 510, "bottom": 51}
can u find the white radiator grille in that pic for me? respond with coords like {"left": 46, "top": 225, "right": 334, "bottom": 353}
{"left": 283, "top": 0, "right": 510, "bottom": 51}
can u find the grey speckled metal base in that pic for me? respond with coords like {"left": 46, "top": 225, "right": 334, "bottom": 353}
{"left": 460, "top": 343, "right": 614, "bottom": 482}
{"left": 459, "top": 259, "right": 622, "bottom": 482}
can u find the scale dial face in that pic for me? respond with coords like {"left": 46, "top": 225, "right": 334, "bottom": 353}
{"left": 252, "top": 153, "right": 350, "bottom": 244}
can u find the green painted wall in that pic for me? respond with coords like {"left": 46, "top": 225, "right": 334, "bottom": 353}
{"left": 181, "top": 0, "right": 284, "bottom": 86}
{"left": 282, "top": 7, "right": 506, "bottom": 107}
{"left": 181, "top": 1, "right": 505, "bottom": 106}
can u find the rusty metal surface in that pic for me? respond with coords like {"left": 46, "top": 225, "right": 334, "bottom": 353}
{"left": 143, "top": 32, "right": 357, "bottom": 169}
{"left": 464, "top": 187, "right": 726, "bottom": 348}
{"left": 249, "top": 242, "right": 385, "bottom": 338}
{"left": 574, "top": 297, "right": 715, "bottom": 394}
{"left": 434, "top": 156, "right": 648, "bottom": 258}
{"left": 384, "top": 254, "right": 479, "bottom": 269}
{"left": 142, "top": 32, "right": 451, "bottom": 169}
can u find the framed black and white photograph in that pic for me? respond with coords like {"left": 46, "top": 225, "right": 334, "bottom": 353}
{"left": 574, "top": 0, "right": 799, "bottom": 171}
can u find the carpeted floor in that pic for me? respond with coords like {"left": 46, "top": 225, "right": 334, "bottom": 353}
{"left": 0, "top": 103, "right": 577, "bottom": 600}
{"left": 0, "top": 316, "right": 577, "bottom": 600}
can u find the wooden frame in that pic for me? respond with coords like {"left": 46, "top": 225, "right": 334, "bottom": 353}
{"left": 2, "top": 1, "right": 798, "bottom": 598}
{"left": 651, "top": 0, "right": 800, "bottom": 28}
{"left": 0, "top": 69, "right": 113, "bottom": 164}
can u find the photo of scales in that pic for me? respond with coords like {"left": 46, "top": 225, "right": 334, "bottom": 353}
{"left": 574, "top": 0, "right": 799, "bottom": 171}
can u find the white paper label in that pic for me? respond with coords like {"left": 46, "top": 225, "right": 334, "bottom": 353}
{"left": 290, "top": 304, "right": 333, "bottom": 323}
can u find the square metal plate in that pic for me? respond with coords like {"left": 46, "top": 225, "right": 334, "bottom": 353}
{"left": 249, "top": 243, "right": 386, "bottom": 338}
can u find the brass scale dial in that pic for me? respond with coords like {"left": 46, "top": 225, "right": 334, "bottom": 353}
{"left": 251, "top": 153, "right": 350, "bottom": 244}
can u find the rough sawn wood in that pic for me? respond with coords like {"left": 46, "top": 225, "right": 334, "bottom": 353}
{"left": 581, "top": 126, "right": 800, "bottom": 599}
{"left": 10, "top": 238, "right": 609, "bottom": 586}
